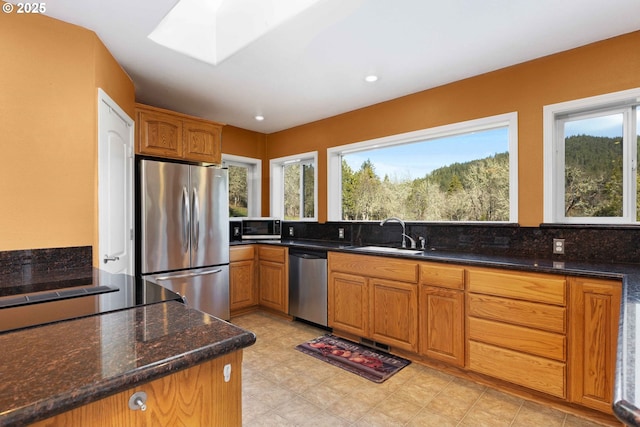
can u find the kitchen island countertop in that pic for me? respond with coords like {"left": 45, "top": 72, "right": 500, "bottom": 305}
{"left": 0, "top": 300, "right": 256, "bottom": 427}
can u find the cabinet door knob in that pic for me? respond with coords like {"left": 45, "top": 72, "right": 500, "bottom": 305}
{"left": 128, "top": 391, "right": 148, "bottom": 411}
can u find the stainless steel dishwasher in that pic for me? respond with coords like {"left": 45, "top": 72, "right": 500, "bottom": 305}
{"left": 289, "top": 248, "right": 328, "bottom": 327}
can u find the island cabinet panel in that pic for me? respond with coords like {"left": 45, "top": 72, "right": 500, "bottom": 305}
{"left": 466, "top": 266, "right": 568, "bottom": 398}
{"left": 418, "top": 262, "right": 465, "bottom": 366}
{"left": 136, "top": 103, "right": 223, "bottom": 164}
{"left": 230, "top": 246, "right": 257, "bottom": 313}
{"left": 257, "top": 246, "right": 288, "bottom": 314}
{"left": 30, "top": 351, "right": 243, "bottom": 427}
{"left": 568, "top": 277, "right": 621, "bottom": 414}
{"left": 370, "top": 278, "right": 419, "bottom": 352}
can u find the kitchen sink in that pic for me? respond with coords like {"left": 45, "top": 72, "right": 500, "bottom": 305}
{"left": 350, "top": 246, "right": 424, "bottom": 255}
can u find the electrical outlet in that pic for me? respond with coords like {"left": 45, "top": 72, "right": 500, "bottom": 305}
{"left": 288, "top": 227, "right": 294, "bottom": 237}
{"left": 553, "top": 238, "right": 565, "bottom": 254}
{"left": 338, "top": 228, "right": 345, "bottom": 239}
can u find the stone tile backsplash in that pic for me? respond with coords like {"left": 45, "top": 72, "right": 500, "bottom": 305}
{"left": 0, "top": 246, "right": 92, "bottom": 291}
{"left": 283, "top": 222, "right": 640, "bottom": 265}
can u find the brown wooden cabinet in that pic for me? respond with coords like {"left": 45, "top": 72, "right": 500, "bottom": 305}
{"left": 568, "top": 276, "right": 621, "bottom": 413}
{"left": 136, "top": 103, "right": 223, "bottom": 164}
{"left": 418, "top": 262, "right": 465, "bottom": 367}
{"left": 329, "top": 271, "right": 369, "bottom": 337}
{"left": 370, "top": 277, "right": 419, "bottom": 352}
{"left": 257, "top": 246, "right": 289, "bottom": 314}
{"left": 323, "top": 250, "right": 624, "bottom": 417}
{"left": 328, "top": 252, "right": 419, "bottom": 352}
{"left": 31, "top": 351, "right": 243, "bottom": 427}
{"left": 230, "top": 246, "right": 257, "bottom": 314}
{"left": 466, "top": 267, "right": 568, "bottom": 398}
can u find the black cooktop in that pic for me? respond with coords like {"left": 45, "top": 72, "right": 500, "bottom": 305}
{"left": 0, "top": 269, "right": 182, "bottom": 334}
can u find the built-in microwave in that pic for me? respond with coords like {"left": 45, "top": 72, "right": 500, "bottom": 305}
{"left": 230, "top": 218, "right": 282, "bottom": 240}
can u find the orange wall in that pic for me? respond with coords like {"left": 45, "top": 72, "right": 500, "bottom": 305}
{"left": 265, "top": 31, "right": 640, "bottom": 225}
{"left": 0, "top": 9, "right": 134, "bottom": 258}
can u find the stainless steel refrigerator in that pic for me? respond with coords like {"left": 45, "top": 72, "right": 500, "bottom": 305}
{"left": 139, "top": 159, "right": 230, "bottom": 320}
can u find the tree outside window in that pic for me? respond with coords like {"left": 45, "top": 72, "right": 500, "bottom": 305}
{"left": 284, "top": 161, "right": 315, "bottom": 220}
{"left": 544, "top": 88, "right": 640, "bottom": 224}
{"left": 338, "top": 126, "right": 512, "bottom": 222}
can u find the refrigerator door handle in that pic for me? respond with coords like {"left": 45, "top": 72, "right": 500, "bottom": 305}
{"left": 154, "top": 268, "right": 223, "bottom": 281}
{"left": 181, "top": 186, "right": 190, "bottom": 253}
{"left": 192, "top": 187, "right": 200, "bottom": 252}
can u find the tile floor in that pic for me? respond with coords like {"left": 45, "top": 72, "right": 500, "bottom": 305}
{"left": 232, "top": 311, "right": 611, "bottom": 427}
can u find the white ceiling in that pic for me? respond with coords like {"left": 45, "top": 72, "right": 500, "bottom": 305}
{"left": 37, "top": 0, "right": 640, "bottom": 133}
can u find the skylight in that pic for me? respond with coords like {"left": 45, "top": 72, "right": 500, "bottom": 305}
{"left": 148, "top": 0, "right": 320, "bottom": 66}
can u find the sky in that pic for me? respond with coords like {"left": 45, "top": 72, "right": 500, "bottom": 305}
{"left": 564, "top": 113, "right": 626, "bottom": 138}
{"left": 343, "top": 127, "right": 509, "bottom": 181}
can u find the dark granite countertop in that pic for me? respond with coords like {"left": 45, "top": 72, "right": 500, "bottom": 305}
{"left": 0, "top": 301, "right": 256, "bottom": 427}
{"left": 236, "top": 238, "right": 640, "bottom": 426}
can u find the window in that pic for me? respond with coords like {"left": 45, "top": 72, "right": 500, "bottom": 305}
{"left": 222, "top": 154, "right": 261, "bottom": 218}
{"left": 327, "top": 113, "right": 518, "bottom": 222}
{"left": 270, "top": 152, "right": 317, "bottom": 220}
{"left": 544, "top": 88, "right": 640, "bottom": 224}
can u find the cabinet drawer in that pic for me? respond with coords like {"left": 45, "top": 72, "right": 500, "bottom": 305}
{"left": 419, "top": 262, "right": 464, "bottom": 289}
{"left": 328, "top": 252, "right": 418, "bottom": 283}
{"left": 467, "top": 294, "right": 566, "bottom": 333}
{"left": 258, "top": 246, "right": 287, "bottom": 263}
{"left": 468, "top": 340, "right": 566, "bottom": 398}
{"left": 468, "top": 317, "right": 566, "bottom": 361}
{"left": 230, "top": 245, "right": 255, "bottom": 262}
{"left": 467, "top": 268, "right": 566, "bottom": 306}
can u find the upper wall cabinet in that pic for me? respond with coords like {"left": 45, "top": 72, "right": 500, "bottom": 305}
{"left": 135, "top": 103, "right": 224, "bottom": 164}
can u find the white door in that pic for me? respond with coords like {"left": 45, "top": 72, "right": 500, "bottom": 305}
{"left": 98, "top": 89, "right": 134, "bottom": 275}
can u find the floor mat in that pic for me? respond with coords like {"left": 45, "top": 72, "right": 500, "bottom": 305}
{"left": 295, "top": 334, "right": 411, "bottom": 383}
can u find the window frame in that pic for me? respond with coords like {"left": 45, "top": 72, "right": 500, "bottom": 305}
{"left": 543, "top": 88, "right": 640, "bottom": 224}
{"left": 222, "top": 153, "right": 262, "bottom": 218}
{"left": 327, "top": 112, "right": 519, "bottom": 222}
{"left": 270, "top": 151, "right": 318, "bottom": 221}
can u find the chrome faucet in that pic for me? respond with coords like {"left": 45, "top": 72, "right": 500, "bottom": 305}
{"left": 379, "top": 217, "right": 416, "bottom": 249}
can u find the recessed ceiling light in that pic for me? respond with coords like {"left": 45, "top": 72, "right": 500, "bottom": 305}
{"left": 255, "top": 115, "right": 265, "bottom": 121}
{"left": 364, "top": 75, "right": 378, "bottom": 83}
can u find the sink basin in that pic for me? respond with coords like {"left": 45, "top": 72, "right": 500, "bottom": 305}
{"left": 350, "top": 246, "right": 424, "bottom": 255}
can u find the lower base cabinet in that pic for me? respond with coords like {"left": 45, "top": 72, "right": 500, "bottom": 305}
{"left": 418, "top": 262, "right": 466, "bottom": 367}
{"left": 419, "top": 285, "right": 465, "bottom": 366}
{"left": 568, "top": 277, "right": 621, "bottom": 413}
{"left": 257, "top": 246, "right": 289, "bottom": 314}
{"left": 370, "top": 278, "right": 419, "bottom": 352}
{"left": 230, "top": 246, "right": 257, "bottom": 313}
{"left": 30, "top": 351, "right": 243, "bottom": 427}
{"left": 328, "top": 253, "right": 419, "bottom": 352}
{"left": 466, "top": 267, "right": 569, "bottom": 398}
{"left": 329, "top": 271, "right": 369, "bottom": 337}
{"left": 327, "top": 251, "right": 621, "bottom": 417}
